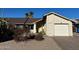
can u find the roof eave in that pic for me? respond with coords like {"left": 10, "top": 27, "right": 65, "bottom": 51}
{"left": 44, "top": 12, "right": 72, "bottom": 22}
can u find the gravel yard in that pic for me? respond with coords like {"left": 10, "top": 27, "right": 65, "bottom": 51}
{"left": 0, "top": 36, "right": 61, "bottom": 50}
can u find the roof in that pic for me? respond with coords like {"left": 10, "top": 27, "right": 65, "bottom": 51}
{"left": 24, "top": 18, "right": 41, "bottom": 24}
{"left": 0, "top": 18, "right": 41, "bottom": 24}
{"left": 44, "top": 12, "right": 72, "bottom": 22}
{"left": 0, "top": 18, "right": 8, "bottom": 22}
{"left": 72, "top": 19, "right": 79, "bottom": 24}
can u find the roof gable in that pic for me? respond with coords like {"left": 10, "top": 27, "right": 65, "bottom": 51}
{"left": 44, "top": 12, "right": 72, "bottom": 22}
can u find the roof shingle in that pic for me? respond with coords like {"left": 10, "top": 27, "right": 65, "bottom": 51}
{"left": 0, "top": 18, "right": 41, "bottom": 24}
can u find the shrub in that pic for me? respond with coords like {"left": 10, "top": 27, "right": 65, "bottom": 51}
{"left": 0, "top": 29, "right": 14, "bottom": 42}
{"left": 27, "top": 33, "right": 35, "bottom": 39}
{"left": 14, "top": 32, "right": 28, "bottom": 42}
{"left": 39, "top": 29, "right": 46, "bottom": 35}
{"left": 14, "top": 29, "right": 34, "bottom": 41}
{"left": 35, "top": 33, "right": 44, "bottom": 41}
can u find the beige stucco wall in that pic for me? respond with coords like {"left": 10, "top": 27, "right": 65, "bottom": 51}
{"left": 44, "top": 14, "right": 73, "bottom": 36}
{"left": 33, "top": 23, "right": 36, "bottom": 33}
{"left": 36, "top": 19, "right": 46, "bottom": 33}
{"left": 29, "top": 23, "right": 36, "bottom": 33}
{"left": 38, "top": 26, "right": 43, "bottom": 32}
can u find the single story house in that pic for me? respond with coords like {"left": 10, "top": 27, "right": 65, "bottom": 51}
{"left": 0, "top": 12, "right": 73, "bottom": 36}
{"left": 37, "top": 12, "right": 73, "bottom": 36}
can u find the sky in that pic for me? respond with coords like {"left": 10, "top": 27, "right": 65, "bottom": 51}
{"left": 0, "top": 8, "right": 79, "bottom": 19}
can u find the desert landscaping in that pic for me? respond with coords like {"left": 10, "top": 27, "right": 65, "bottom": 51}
{"left": 0, "top": 33, "right": 79, "bottom": 50}
{"left": 0, "top": 9, "right": 79, "bottom": 50}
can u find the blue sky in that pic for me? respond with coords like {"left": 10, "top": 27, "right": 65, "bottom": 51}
{"left": 0, "top": 8, "right": 79, "bottom": 19}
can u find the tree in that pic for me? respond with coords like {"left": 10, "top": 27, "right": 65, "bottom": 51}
{"left": 25, "top": 13, "right": 29, "bottom": 18}
{"left": 25, "top": 11, "right": 34, "bottom": 18}
{"left": 0, "top": 18, "right": 8, "bottom": 34}
{"left": 24, "top": 12, "right": 34, "bottom": 32}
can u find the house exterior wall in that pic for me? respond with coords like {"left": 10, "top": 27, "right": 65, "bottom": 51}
{"left": 15, "top": 24, "right": 24, "bottom": 29}
{"left": 33, "top": 23, "right": 36, "bottom": 33}
{"left": 36, "top": 19, "right": 46, "bottom": 33}
{"left": 43, "top": 14, "right": 73, "bottom": 36}
{"left": 25, "top": 24, "right": 37, "bottom": 33}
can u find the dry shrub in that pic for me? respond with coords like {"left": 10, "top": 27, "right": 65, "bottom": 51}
{"left": 26, "top": 33, "right": 35, "bottom": 39}
{"left": 14, "top": 29, "right": 28, "bottom": 41}
{"left": 14, "top": 28, "right": 44, "bottom": 42}
{"left": 35, "top": 33, "right": 44, "bottom": 41}
{"left": 14, "top": 33, "right": 28, "bottom": 42}
{"left": 14, "top": 29, "right": 35, "bottom": 42}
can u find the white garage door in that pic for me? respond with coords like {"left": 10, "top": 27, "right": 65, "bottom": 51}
{"left": 54, "top": 24, "right": 69, "bottom": 36}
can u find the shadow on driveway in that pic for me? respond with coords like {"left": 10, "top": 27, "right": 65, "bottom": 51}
{"left": 53, "top": 36, "right": 79, "bottom": 50}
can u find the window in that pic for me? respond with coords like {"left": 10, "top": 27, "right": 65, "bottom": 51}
{"left": 16, "top": 25, "right": 23, "bottom": 29}
{"left": 77, "top": 24, "right": 79, "bottom": 28}
{"left": 28, "top": 24, "right": 34, "bottom": 29}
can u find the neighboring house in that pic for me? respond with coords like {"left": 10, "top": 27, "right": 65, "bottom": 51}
{"left": 6, "top": 18, "right": 41, "bottom": 33}
{"left": 6, "top": 18, "right": 26, "bottom": 29}
{"left": 0, "top": 18, "right": 8, "bottom": 29}
{"left": 37, "top": 12, "right": 73, "bottom": 36}
{"left": 24, "top": 18, "right": 41, "bottom": 33}
{"left": 72, "top": 19, "right": 79, "bottom": 33}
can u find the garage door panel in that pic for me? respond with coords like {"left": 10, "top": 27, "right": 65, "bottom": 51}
{"left": 54, "top": 24, "right": 69, "bottom": 36}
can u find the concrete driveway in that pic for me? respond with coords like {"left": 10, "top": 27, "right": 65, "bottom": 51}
{"left": 54, "top": 33, "right": 79, "bottom": 50}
